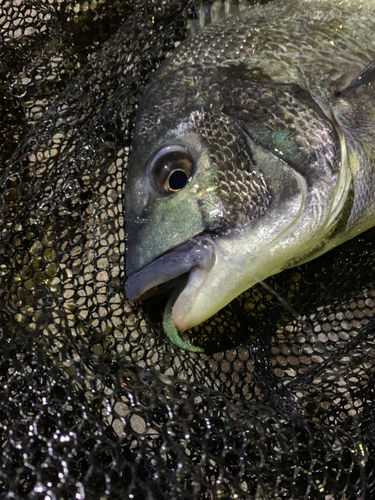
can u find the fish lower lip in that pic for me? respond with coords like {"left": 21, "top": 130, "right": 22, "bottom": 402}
{"left": 125, "top": 235, "right": 215, "bottom": 302}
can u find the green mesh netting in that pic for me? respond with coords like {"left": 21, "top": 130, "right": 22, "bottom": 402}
{"left": 1, "top": 0, "right": 375, "bottom": 498}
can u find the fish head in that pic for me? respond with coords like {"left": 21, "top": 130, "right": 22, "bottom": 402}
{"left": 125, "top": 69, "right": 344, "bottom": 332}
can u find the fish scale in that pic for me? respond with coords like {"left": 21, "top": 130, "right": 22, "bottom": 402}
{"left": 190, "top": 107, "right": 271, "bottom": 225}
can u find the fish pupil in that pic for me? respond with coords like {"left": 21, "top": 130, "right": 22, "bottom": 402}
{"left": 150, "top": 146, "right": 194, "bottom": 194}
{"left": 168, "top": 169, "right": 188, "bottom": 190}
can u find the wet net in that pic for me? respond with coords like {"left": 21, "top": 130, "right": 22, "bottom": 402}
{"left": 1, "top": 0, "right": 375, "bottom": 498}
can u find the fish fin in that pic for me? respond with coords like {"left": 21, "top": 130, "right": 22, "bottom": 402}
{"left": 333, "top": 69, "right": 362, "bottom": 94}
{"left": 186, "top": 0, "right": 255, "bottom": 36}
{"left": 332, "top": 58, "right": 375, "bottom": 143}
{"left": 336, "top": 58, "right": 375, "bottom": 99}
{"left": 331, "top": 58, "right": 375, "bottom": 236}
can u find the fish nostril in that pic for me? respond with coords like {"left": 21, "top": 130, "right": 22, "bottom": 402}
{"left": 139, "top": 194, "right": 151, "bottom": 220}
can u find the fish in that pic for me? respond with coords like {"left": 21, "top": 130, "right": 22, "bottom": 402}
{"left": 125, "top": 0, "right": 375, "bottom": 352}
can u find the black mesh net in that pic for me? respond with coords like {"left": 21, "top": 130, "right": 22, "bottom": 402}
{"left": 1, "top": 0, "right": 375, "bottom": 498}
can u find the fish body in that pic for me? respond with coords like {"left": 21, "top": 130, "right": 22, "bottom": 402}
{"left": 125, "top": 0, "right": 375, "bottom": 348}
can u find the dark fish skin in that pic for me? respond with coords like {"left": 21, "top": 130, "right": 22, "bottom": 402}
{"left": 125, "top": 0, "right": 375, "bottom": 338}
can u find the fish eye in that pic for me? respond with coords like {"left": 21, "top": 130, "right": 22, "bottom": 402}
{"left": 150, "top": 146, "right": 194, "bottom": 194}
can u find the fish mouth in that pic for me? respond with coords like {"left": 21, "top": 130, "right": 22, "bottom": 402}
{"left": 125, "top": 235, "right": 216, "bottom": 330}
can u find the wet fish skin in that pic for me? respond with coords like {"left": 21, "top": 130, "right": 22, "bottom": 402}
{"left": 125, "top": 0, "right": 375, "bottom": 341}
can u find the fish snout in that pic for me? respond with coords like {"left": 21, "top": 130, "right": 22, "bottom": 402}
{"left": 125, "top": 235, "right": 215, "bottom": 302}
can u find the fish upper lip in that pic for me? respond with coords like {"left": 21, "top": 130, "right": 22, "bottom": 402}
{"left": 125, "top": 234, "right": 216, "bottom": 302}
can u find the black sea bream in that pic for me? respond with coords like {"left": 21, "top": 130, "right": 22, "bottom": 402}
{"left": 125, "top": 0, "right": 375, "bottom": 351}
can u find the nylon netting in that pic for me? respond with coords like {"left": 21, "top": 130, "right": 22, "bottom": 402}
{"left": 1, "top": 0, "right": 375, "bottom": 498}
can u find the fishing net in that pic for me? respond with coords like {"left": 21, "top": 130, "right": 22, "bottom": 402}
{"left": 1, "top": 0, "right": 375, "bottom": 498}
